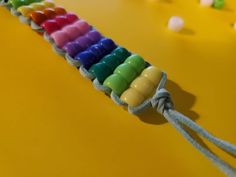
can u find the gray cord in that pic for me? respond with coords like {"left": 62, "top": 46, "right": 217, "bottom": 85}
{"left": 152, "top": 88, "right": 236, "bottom": 177}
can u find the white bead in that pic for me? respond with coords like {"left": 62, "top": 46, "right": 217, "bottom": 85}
{"left": 200, "top": 0, "right": 214, "bottom": 7}
{"left": 168, "top": 16, "right": 184, "bottom": 32}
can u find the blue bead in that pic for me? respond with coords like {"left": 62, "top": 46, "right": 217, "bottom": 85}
{"left": 100, "top": 38, "right": 116, "bottom": 51}
{"left": 76, "top": 51, "right": 97, "bottom": 69}
{"left": 89, "top": 44, "right": 106, "bottom": 59}
{"left": 75, "top": 38, "right": 117, "bottom": 69}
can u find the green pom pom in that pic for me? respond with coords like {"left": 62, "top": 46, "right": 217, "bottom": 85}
{"left": 213, "top": 0, "right": 225, "bottom": 9}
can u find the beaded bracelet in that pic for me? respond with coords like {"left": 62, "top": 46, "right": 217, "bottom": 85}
{"left": 1, "top": 0, "right": 236, "bottom": 176}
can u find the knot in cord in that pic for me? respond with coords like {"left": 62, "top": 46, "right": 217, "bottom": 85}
{"left": 151, "top": 88, "right": 174, "bottom": 114}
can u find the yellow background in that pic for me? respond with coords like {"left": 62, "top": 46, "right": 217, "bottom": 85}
{"left": 0, "top": 0, "right": 236, "bottom": 176}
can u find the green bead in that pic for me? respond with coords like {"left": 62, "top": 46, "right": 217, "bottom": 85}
{"left": 89, "top": 63, "right": 112, "bottom": 83}
{"left": 213, "top": 0, "right": 224, "bottom": 9}
{"left": 114, "top": 63, "right": 137, "bottom": 83}
{"left": 124, "top": 54, "right": 146, "bottom": 74}
{"left": 89, "top": 47, "right": 131, "bottom": 83}
{"left": 103, "top": 74, "right": 128, "bottom": 96}
{"left": 9, "top": 0, "right": 41, "bottom": 9}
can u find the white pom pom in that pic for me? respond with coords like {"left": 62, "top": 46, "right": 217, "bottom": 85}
{"left": 233, "top": 22, "right": 236, "bottom": 30}
{"left": 168, "top": 16, "right": 184, "bottom": 32}
{"left": 200, "top": 0, "right": 214, "bottom": 7}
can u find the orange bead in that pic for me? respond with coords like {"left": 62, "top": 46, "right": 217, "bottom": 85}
{"left": 54, "top": 6, "right": 67, "bottom": 15}
{"left": 43, "top": 8, "right": 57, "bottom": 19}
{"left": 30, "top": 11, "right": 48, "bottom": 25}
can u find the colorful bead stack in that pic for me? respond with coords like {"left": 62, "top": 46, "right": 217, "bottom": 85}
{"left": 2, "top": 2, "right": 236, "bottom": 175}
{"left": 0, "top": 0, "right": 166, "bottom": 114}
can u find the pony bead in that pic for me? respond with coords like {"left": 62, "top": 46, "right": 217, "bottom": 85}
{"left": 30, "top": 10, "right": 47, "bottom": 25}
{"left": 89, "top": 47, "right": 131, "bottom": 83}
{"left": 103, "top": 54, "right": 146, "bottom": 96}
{"left": 2, "top": 2, "right": 236, "bottom": 176}
{"left": 8, "top": 0, "right": 41, "bottom": 9}
{"left": 54, "top": 6, "right": 67, "bottom": 15}
{"left": 43, "top": 8, "right": 57, "bottom": 19}
{"left": 50, "top": 19, "right": 91, "bottom": 48}
{"left": 120, "top": 66, "right": 163, "bottom": 107}
{"left": 75, "top": 38, "right": 117, "bottom": 69}
{"left": 41, "top": 19, "right": 61, "bottom": 34}
{"left": 63, "top": 30, "right": 102, "bottom": 57}
{"left": 17, "top": 0, "right": 55, "bottom": 17}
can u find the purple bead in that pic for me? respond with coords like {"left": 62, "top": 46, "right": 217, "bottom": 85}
{"left": 75, "top": 38, "right": 117, "bottom": 69}
{"left": 63, "top": 42, "right": 83, "bottom": 57}
{"left": 75, "top": 36, "right": 93, "bottom": 49}
{"left": 86, "top": 30, "right": 102, "bottom": 43}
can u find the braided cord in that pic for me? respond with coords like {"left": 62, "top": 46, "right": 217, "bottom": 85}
{"left": 152, "top": 89, "right": 236, "bottom": 177}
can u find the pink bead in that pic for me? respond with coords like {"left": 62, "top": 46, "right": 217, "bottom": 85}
{"left": 51, "top": 31, "right": 71, "bottom": 48}
{"left": 65, "top": 13, "right": 79, "bottom": 23}
{"left": 74, "top": 20, "right": 91, "bottom": 35}
{"left": 63, "top": 25, "right": 82, "bottom": 40}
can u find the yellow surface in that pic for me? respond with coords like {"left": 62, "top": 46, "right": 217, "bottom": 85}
{"left": 0, "top": 0, "right": 236, "bottom": 177}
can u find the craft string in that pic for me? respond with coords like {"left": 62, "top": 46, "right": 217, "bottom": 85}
{"left": 1, "top": 2, "right": 236, "bottom": 176}
{"left": 152, "top": 88, "right": 236, "bottom": 177}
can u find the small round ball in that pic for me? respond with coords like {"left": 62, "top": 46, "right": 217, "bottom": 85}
{"left": 213, "top": 0, "right": 224, "bottom": 9}
{"left": 200, "top": 0, "right": 214, "bottom": 7}
{"left": 168, "top": 16, "right": 184, "bottom": 32}
{"left": 233, "top": 22, "right": 236, "bottom": 30}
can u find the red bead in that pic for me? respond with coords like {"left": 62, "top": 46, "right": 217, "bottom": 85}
{"left": 65, "top": 13, "right": 79, "bottom": 23}
{"left": 41, "top": 20, "right": 61, "bottom": 34}
{"left": 30, "top": 11, "right": 48, "bottom": 25}
{"left": 54, "top": 15, "right": 70, "bottom": 28}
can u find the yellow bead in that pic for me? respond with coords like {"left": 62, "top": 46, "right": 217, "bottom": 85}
{"left": 120, "top": 66, "right": 163, "bottom": 107}
{"left": 17, "top": 6, "right": 34, "bottom": 17}
{"left": 130, "top": 76, "right": 154, "bottom": 97}
{"left": 42, "top": 0, "right": 55, "bottom": 8}
{"left": 120, "top": 89, "right": 145, "bottom": 107}
{"left": 30, "top": 3, "right": 45, "bottom": 10}
{"left": 141, "top": 66, "right": 162, "bottom": 86}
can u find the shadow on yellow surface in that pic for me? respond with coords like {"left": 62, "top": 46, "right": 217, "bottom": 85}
{"left": 138, "top": 79, "right": 198, "bottom": 125}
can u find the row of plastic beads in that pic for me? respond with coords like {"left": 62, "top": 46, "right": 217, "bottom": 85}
{"left": 120, "top": 66, "right": 163, "bottom": 107}
{"left": 75, "top": 38, "right": 117, "bottom": 69}
{"left": 7, "top": 0, "right": 165, "bottom": 108}
{"left": 8, "top": 0, "right": 41, "bottom": 9}
{"left": 17, "top": 0, "right": 54, "bottom": 17}
{"left": 103, "top": 54, "right": 146, "bottom": 96}
{"left": 63, "top": 29, "right": 103, "bottom": 57}
{"left": 89, "top": 47, "right": 131, "bottom": 84}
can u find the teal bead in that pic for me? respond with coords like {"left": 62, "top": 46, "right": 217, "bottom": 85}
{"left": 112, "top": 47, "right": 131, "bottom": 61}
{"left": 89, "top": 47, "right": 131, "bottom": 83}
{"left": 103, "top": 74, "right": 128, "bottom": 96}
{"left": 114, "top": 63, "right": 137, "bottom": 83}
{"left": 89, "top": 63, "right": 112, "bottom": 83}
{"left": 100, "top": 54, "right": 121, "bottom": 71}
{"left": 124, "top": 54, "right": 146, "bottom": 73}
{"left": 103, "top": 53, "right": 147, "bottom": 96}
{"left": 213, "top": 0, "right": 224, "bottom": 9}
